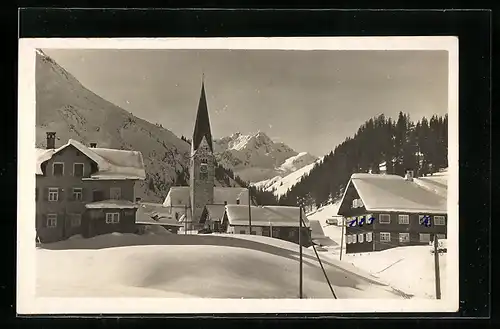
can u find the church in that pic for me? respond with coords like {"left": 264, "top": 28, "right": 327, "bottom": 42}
{"left": 162, "top": 80, "right": 249, "bottom": 230}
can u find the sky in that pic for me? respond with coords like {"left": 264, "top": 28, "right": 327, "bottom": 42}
{"left": 43, "top": 49, "right": 448, "bottom": 157}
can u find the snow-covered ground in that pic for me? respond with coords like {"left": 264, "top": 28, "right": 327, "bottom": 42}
{"left": 307, "top": 201, "right": 447, "bottom": 299}
{"left": 36, "top": 231, "right": 409, "bottom": 299}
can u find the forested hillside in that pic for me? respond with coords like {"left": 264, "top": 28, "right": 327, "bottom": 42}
{"left": 279, "top": 112, "right": 448, "bottom": 209}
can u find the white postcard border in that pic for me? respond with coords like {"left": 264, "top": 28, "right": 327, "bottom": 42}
{"left": 17, "top": 36, "right": 459, "bottom": 314}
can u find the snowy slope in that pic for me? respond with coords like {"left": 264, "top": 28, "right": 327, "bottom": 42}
{"left": 255, "top": 156, "right": 324, "bottom": 197}
{"left": 35, "top": 50, "right": 239, "bottom": 202}
{"left": 36, "top": 232, "right": 409, "bottom": 299}
{"left": 214, "top": 131, "right": 318, "bottom": 183}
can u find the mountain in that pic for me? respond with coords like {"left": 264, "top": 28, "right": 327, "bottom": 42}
{"left": 254, "top": 156, "right": 325, "bottom": 198}
{"left": 35, "top": 49, "right": 240, "bottom": 202}
{"left": 213, "top": 131, "right": 318, "bottom": 182}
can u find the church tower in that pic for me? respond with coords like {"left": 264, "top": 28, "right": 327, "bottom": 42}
{"left": 189, "top": 79, "right": 215, "bottom": 227}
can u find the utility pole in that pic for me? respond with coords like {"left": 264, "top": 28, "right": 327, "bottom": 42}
{"left": 299, "top": 204, "right": 303, "bottom": 299}
{"left": 434, "top": 234, "right": 441, "bottom": 299}
{"left": 339, "top": 216, "right": 345, "bottom": 261}
{"left": 248, "top": 187, "right": 252, "bottom": 234}
{"left": 184, "top": 204, "right": 187, "bottom": 235}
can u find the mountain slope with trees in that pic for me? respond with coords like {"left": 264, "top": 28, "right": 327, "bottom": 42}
{"left": 279, "top": 112, "right": 448, "bottom": 209}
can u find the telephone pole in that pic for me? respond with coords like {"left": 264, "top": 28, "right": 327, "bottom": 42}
{"left": 184, "top": 204, "right": 187, "bottom": 235}
{"left": 434, "top": 234, "right": 441, "bottom": 299}
{"left": 248, "top": 187, "right": 252, "bottom": 234}
{"left": 299, "top": 204, "right": 303, "bottom": 299}
{"left": 340, "top": 216, "right": 345, "bottom": 261}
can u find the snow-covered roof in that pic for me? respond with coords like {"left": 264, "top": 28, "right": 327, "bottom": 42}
{"left": 413, "top": 170, "right": 448, "bottom": 198}
{"left": 85, "top": 199, "right": 139, "bottom": 209}
{"left": 205, "top": 204, "right": 226, "bottom": 220}
{"left": 163, "top": 186, "right": 249, "bottom": 207}
{"left": 344, "top": 173, "right": 447, "bottom": 214}
{"left": 35, "top": 139, "right": 146, "bottom": 180}
{"left": 135, "top": 202, "right": 184, "bottom": 226}
{"left": 224, "top": 205, "right": 310, "bottom": 228}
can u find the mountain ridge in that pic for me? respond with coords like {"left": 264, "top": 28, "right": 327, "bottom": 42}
{"left": 213, "top": 131, "right": 318, "bottom": 182}
{"left": 35, "top": 49, "right": 241, "bottom": 202}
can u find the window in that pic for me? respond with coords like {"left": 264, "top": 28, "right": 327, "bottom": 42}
{"left": 105, "top": 212, "right": 120, "bottom": 224}
{"left": 398, "top": 214, "right": 410, "bottom": 225}
{"left": 358, "top": 233, "right": 364, "bottom": 243}
{"left": 90, "top": 163, "right": 98, "bottom": 174}
{"left": 346, "top": 234, "right": 352, "bottom": 244}
{"left": 47, "top": 214, "right": 57, "bottom": 228}
{"left": 434, "top": 216, "right": 446, "bottom": 226}
{"left": 436, "top": 234, "right": 446, "bottom": 240}
{"left": 380, "top": 232, "right": 391, "bottom": 242}
{"left": 239, "top": 230, "right": 246, "bottom": 234}
{"left": 72, "top": 187, "right": 83, "bottom": 201}
{"left": 236, "top": 199, "right": 240, "bottom": 205}
{"left": 251, "top": 231, "right": 257, "bottom": 235}
{"left": 48, "top": 188, "right": 59, "bottom": 202}
{"left": 200, "top": 163, "right": 208, "bottom": 180}
{"left": 419, "top": 233, "right": 431, "bottom": 243}
{"left": 73, "top": 163, "right": 84, "bottom": 177}
{"left": 419, "top": 215, "right": 431, "bottom": 226}
{"left": 352, "top": 234, "right": 357, "bottom": 244}
{"left": 348, "top": 217, "right": 357, "bottom": 227}
{"left": 399, "top": 232, "right": 410, "bottom": 243}
{"left": 70, "top": 214, "right": 81, "bottom": 227}
{"left": 379, "top": 214, "right": 391, "bottom": 224}
{"left": 93, "top": 190, "right": 104, "bottom": 202}
{"left": 352, "top": 198, "right": 364, "bottom": 208}
{"left": 53, "top": 162, "right": 64, "bottom": 176}
{"left": 110, "top": 187, "right": 122, "bottom": 200}
{"left": 366, "top": 232, "right": 373, "bottom": 242}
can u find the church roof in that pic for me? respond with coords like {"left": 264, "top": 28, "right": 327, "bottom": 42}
{"left": 192, "top": 81, "right": 213, "bottom": 152}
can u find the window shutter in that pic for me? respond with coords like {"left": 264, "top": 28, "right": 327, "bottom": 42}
{"left": 44, "top": 187, "right": 49, "bottom": 201}
{"left": 68, "top": 189, "right": 74, "bottom": 201}
{"left": 81, "top": 188, "right": 85, "bottom": 201}
{"left": 41, "top": 214, "right": 47, "bottom": 228}
{"left": 59, "top": 188, "right": 65, "bottom": 202}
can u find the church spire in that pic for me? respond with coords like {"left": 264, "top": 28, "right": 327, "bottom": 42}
{"left": 192, "top": 77, "right": 213, "bottom": 152}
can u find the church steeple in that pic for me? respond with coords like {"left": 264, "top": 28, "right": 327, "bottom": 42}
{"left": 192, "top": 78, "right": 213, "bottom": 152}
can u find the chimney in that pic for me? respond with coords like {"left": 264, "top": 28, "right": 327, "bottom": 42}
{"left": 46, "top": 132, "right": 56, "bottom": 149}
{"left": 405, "top": 170, "right": 414, "bottom": 181}
{"left": 90, "top": 142, "right": 97, "bottom": 148}
{"left": 379, "top": 162, "right": 387, "bottom": 175}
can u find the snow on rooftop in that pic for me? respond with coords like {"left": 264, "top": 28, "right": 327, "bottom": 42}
{"left": 349, "top": 173, "right": 447, "bottom": 214}
{"left": 135, "top": 202, "right": 183, "bottom": 226}
{"left": 85, "top": 199, "right": 139, "bottom": 209}
{"left": 205, "top": 204, "right": 227, "bottom": 220}
{"left": 35, "top": 139, "right": 146, "bottom": 180}
{"left": 163, "top": 186, "right": 249, "bottom": 207}
{"left": 225, "top": 205, "right": 310, "bottom": 227}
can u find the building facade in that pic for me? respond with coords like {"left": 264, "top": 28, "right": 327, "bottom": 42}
{"left": 338, "top": 171, "right": 447, "bottom": 253}
{"left": 36, "top": 134, "right": 146, "bottom": 243}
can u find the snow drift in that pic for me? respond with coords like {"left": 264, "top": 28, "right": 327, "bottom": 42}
{"left": 36, "top": 233, "right": 410, "bottom": 299}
